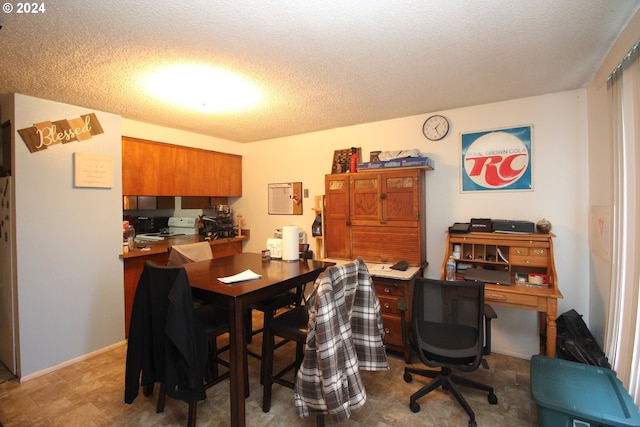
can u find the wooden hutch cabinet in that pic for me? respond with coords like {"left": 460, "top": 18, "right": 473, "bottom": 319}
{"left": 324, "top": 167, "right": 429, "bottom": 360}
{"left": 324, "top": 168, "right": 426, "bottom": 265}
{"left": 441, "top": 231, "right": 563, "bottom": 356}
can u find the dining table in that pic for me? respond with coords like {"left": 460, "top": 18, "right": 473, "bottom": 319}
{"left": 182, "top": 252, "right": 335, "bottom": 427}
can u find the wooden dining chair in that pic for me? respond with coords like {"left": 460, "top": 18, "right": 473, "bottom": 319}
{"left": 261, "top": 299, "right": 326, "bottom": 426}
{"left": 167, "top": 241, "right": 213, "bottom": 266}
{"left": 125, "top": 261, "right": 231, "bottom": 427}
{"left": 263, "top": 258, "right": 388, "bottom": 424}
{"left": 246, "top": 243, "right": 310, "bottom": 383}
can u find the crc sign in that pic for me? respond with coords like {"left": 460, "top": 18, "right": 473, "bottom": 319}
{"left": 461, "top": 126, "right": 532, "bottom": 192}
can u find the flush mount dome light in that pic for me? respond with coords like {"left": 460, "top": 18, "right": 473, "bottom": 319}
{"left": 145, "top": 65, "right": 261, "bottom": 114}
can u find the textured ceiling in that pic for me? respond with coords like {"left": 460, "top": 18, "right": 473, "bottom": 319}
{"left": 1, "top": 1, "right": 639, "bottom": 142}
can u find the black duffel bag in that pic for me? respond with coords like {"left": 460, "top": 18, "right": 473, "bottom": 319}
{"left": 556, "top": 309, "right": 611, "bottom": 369}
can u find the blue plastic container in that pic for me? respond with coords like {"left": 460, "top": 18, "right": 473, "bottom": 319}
{"left": 531, "top": 355, "right": 640, "bottom": 427}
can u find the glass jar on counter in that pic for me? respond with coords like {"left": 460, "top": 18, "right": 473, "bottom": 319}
{"left": 124, "top": 225, "right": 135, "bottom": 251}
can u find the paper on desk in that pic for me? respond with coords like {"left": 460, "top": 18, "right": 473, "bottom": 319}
{"left": 369, "top": 264, "right": 394, "bottom": 273}
{"left": 366, "top": 263, "right": 420, "bottom": 279}
{"left": 218, "top": 269, "right": 262, "bottom": 284}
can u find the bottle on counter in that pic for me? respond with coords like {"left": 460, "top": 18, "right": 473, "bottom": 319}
{"left": 446, "top": 256, "right": 456, "bottom": 281}
{"left": 125, "top": 225, "right": 136, "bottom": 251}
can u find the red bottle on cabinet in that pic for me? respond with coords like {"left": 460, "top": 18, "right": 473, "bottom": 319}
{"left": 350, "top": 147, "right": 358, "bottom": 173}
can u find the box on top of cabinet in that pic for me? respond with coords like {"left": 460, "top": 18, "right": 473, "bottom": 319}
{"left": 357, "top": 157, "right": 434, "bottom": 171}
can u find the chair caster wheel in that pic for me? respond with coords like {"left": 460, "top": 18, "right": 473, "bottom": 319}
{"left": 409, "top": 400, "right": 420, "bottom": 413}
{"left": 488, "top": 392, "right": 498, "bottom": 404}
{"left": 468, "top": 420, "right": 477, "bottom": 427}
{"left": 403, "top": 372, "right": 413, "bottom": 383}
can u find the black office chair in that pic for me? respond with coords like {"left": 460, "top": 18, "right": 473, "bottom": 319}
{"left": 125, "top": 261, "right": 230, "bottom": 427}
{"left": 246, "top": 243, "right": 310, "bottom": 383}
{"left": 399, "top": 278, "right": 498, "bottom": 427}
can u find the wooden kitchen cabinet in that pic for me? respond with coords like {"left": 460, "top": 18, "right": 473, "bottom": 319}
{"left": 122, "top": 136, "right": 242, "bottom": 196}
{"left": 324, "top": 167, "right": 427, "bottom": 266}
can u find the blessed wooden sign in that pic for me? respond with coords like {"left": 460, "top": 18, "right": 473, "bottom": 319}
{"left": 18, "top": 113, "right": 104, "bottom": 153}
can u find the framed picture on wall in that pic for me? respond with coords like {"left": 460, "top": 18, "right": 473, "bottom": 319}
{"left": 460, "top": 125, "right": 533, "bottom": 192}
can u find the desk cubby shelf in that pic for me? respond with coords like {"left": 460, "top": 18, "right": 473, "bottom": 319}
{"left": 447, "top": 234, "right": 553, "bottom": 285}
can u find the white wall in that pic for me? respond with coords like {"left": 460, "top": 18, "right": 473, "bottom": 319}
{"left": 235, "top": 89, "right": 589, "bottom": 358}
{"left": 10, "top": 94, "right": 124, "bottom": 378}
{"left": 586, "top": 12, "right": 640, "bottom": 346}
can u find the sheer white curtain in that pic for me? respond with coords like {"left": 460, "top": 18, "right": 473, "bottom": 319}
{"left": 606, "top": 40, "right": 640, "bottom": 404}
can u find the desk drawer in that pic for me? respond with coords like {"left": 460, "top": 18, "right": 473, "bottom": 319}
{"left": 485, "top": 290, "right": 539, "bottom": 308}
{"left": 381, "top": 314, "right": 403, "bottom": 347}
{"left": 510, "top": 255, "right": 548, "bottom": 267}
{"left": 379, "top": 295, "right": 401, "bottom": 315}
{"left": 374, "top": 281, "right": 406, "bottom": 298}
{"left": 510, "top": 247, "right": 548, "bottom": 257}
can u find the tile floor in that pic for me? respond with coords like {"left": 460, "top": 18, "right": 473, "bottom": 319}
{"left": 0, "top": 325, "right": 538, "bottom": 427}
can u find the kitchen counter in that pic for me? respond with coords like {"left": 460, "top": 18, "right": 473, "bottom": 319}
{"left": 119, "top": 231, "right": 250, "bottom": 259}
{"left": 120, "top": 230, "right": 250, "bottom": 336}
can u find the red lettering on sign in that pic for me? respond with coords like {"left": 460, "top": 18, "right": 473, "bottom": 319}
{"left": 466, "top": 153, "right": 527, "bottom": 187}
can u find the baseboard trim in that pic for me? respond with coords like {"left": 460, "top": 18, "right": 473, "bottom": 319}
{"left": 19, "top": 340, "right": 127, "bottom": 383}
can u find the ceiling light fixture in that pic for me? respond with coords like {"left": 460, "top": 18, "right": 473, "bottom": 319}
{"left": 145, "top": 65, "right": 261, "bottom": 114}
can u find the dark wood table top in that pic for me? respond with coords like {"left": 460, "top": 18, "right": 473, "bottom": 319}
{"left": 181, "top": 252, "right": 334, "bottom": 426}
{"left": 183, "top": 252, "right": 334, "bottom": 301}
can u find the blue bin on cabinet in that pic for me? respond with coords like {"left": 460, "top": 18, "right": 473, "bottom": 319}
{"left": 531, "top": 355, "right": 640, "bottom": 427}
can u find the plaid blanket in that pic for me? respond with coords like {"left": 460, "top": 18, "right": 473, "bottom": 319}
{"left": 294, "top": 257, "right": 389, "bottom": 421}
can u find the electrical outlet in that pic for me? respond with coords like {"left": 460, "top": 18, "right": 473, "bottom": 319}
{"left": 304, "top": 189, "right": 309, "bottom": 198}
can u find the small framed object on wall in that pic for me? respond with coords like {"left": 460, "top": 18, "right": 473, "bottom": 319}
{"left": 73, "top": 152, "right": 114, "bottom": 188}
{"left": 268, "top": 182, "right": 303, "bottom": 215}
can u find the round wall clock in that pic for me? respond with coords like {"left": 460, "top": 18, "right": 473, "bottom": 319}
{"left": 422, "top": 115, "right": 450, "bottom": 141}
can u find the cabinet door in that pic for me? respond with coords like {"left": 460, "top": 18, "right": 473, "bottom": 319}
{"left": 324, "top": 174, "right": 351, "bottom": 259}
{"left": 382, "top": 169, "right": 421, "bottom": 226}
{"left": 122, "top": 137, "right": 242, "bottom": 197}
{"left": 208, "top": 151, "right": 242, "bottom": 196}
{"left": 122, "top": 137, "right": 166, "bottom": 195}
{"left": 350, "top": 173, "right": 382, "bottom": 225}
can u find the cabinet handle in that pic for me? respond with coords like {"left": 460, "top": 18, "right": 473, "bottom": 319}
{"left": 533, "top": 249, "right": 544, "bottom": 255}
{"left": 524, "top": 258, "right": 532, "bottom": 264}
{"left": 486, "top": 293, "right": 507, "bottom": 301}
{"left": 383, "top": 302, "right": 390, "bottom": 309}
{"left": 384, "top": 287, "right": 391, "bottom": 293}
{"left": 384, "top": 328, "right": 391, "bottom": 334}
